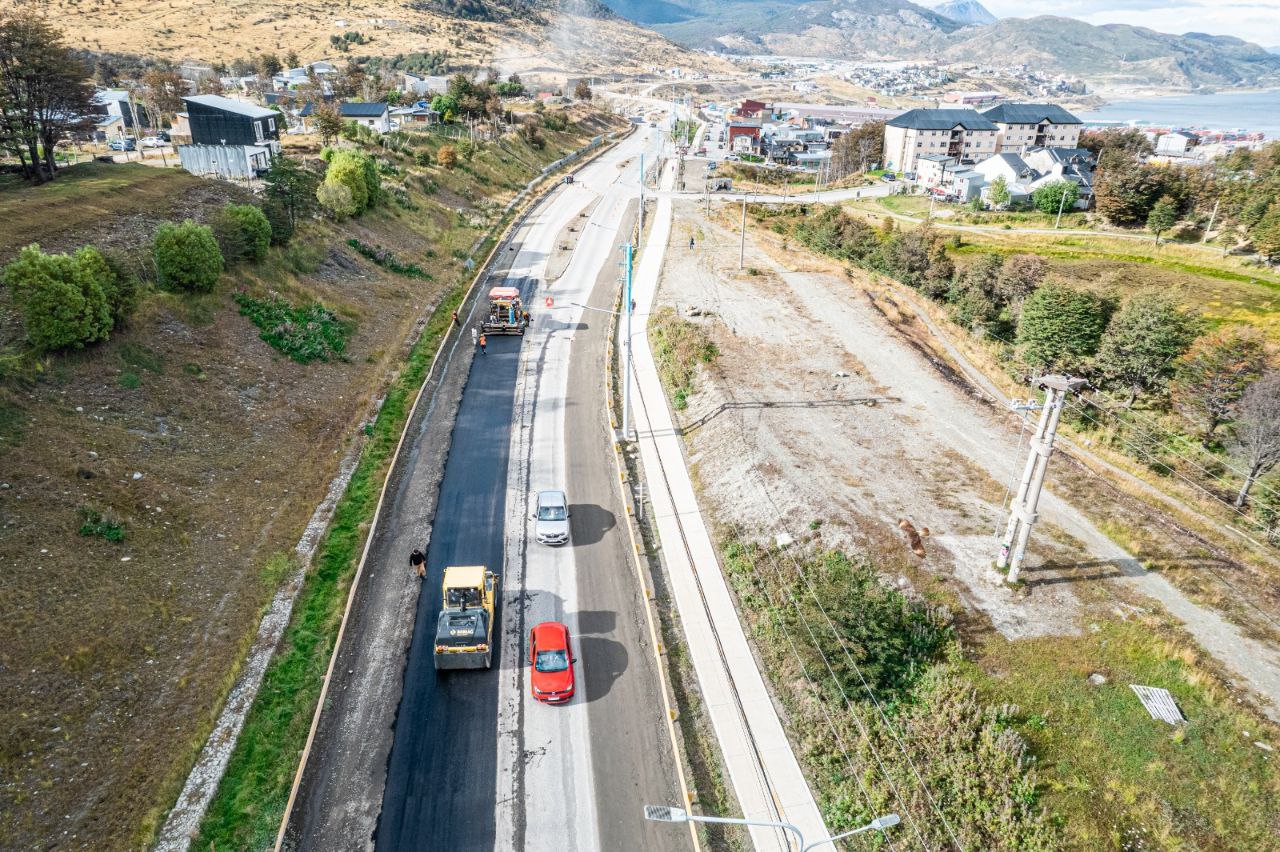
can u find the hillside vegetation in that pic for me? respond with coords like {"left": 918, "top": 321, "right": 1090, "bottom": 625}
{"left": 0, "top": 106, "right": 619, "bottom": 850}
{"left": 41, "top": 0, "right": 724, "bottom": 78}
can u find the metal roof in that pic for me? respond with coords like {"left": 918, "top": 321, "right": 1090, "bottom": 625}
{"left": 338, "top": 101, "right": 389, "bottom": 118}
{"left": 887, "top": 108, "right": 997, "bottom": 131}
{"left": 183, "top": 94, "right": 275, "bottom": 119}
{"left": 981, "top": 103, "right": 1081, "bottom": 125}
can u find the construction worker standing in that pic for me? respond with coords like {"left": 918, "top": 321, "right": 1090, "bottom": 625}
{"left": 479, "top": 333, "right": 487, "bottom": 355}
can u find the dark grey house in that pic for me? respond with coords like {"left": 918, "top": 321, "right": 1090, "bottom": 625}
{"left": 178, "top": 95, "right": 281, "bottom": 180}
{"left": 183, "top": 94, "right": 280, "bottom": 146}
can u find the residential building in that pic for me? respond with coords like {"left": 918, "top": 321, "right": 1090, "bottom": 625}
{"left": 981, "top": 103, "right": 1082, "bottom": 152}
{"left": 943, "top": 91, "right": 1002, "bottom": 105}
{"left": 727, "top": 120, "right": 763, "bottom": 153}
{"left": 972, "top": 146, "right": 1096, "bottom": 208}
{"left": 178, "top": 94, "right": 280, "bottom": 179}
{"left": 973, "top": 152, "right": 1038, "bottom": 205}
{"left": 272, "top": 61, "right": 338, "bottom": 92}
{"left": 1155, "top": 130, "right": 1198, "bottom": 156}
{"left": 403, "top": 72, "right": 449, "bottom": 97}
{"left": 390, "top": 105, "right": 441, "bottom": 127}
{"left": 883, "top": 108, "right": 998, "bottom": 174}
{"left": 299, "top": 101, "right": 391, "bottom": 133}
{"left": 92, "top": 89, "right": 143, "bottom": 138}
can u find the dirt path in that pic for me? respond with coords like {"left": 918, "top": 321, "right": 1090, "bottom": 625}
{"left": 661, "top": 200, "right": 1280, "bottom": 722}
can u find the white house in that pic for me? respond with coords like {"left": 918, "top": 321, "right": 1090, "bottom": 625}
{"left": 1155, "top": 130, "right": 1198, "bottom": 157}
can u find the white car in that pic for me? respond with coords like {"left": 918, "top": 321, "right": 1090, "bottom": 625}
{"left": 139, "top": 136, "right": 168, "bottom": 149}
{"left": 532, "top": 490, "right": 570, "bottom": 546}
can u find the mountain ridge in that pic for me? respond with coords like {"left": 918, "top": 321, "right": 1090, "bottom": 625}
{"left": 932, "top": 0, "right": 996, "bottom": 27}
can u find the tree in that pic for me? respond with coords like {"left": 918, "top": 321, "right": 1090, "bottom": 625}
{"left": 284, "top": 50, "right": 299, "bottom": 69}
{"left": 1147, "top": 195, "right": 1179, "bottom": 242}
{"left": 316, "top": 180, "right": 357, "bottom": 219}
{"left": 384, "top": 88, "right": 403, "bottom": 106}
{"left": 987, "top": 176, "right": 1010, "bottom": 209}
{"left": 312, "top": 103, "right": 344, "bottom": 146}
{"left": 153, "top": 221, "right": 224, "bottom": 293}
{"left": 1231, "top": 372, "right": 1280, "bottom": 507}
{"left": 321, "top": 150, "right": 377, "bottom": 215}
{"left": 1079, "top": 127, "right": 1154, "bottom": 164}
{"left": 139, "top": 68, "right": 185, "bottom": 129}
{"left": 1030, "top": 180, "right": 1078, "bottom": 216}
{"left": 1095, "top": 294, "right": 1199, "bottom": 407}
{"left": 2, "top": 244, "right": 115, "bottom": 351}
{"left": 574, "top": 80, "right": 593, "bottom": 100}
{"left": 830, "top": 120, "right": 884, "bottom": 178}
{"left": 430, "top": 92, "right": 460, "bottom": 121}
{"left": 994, "top": 254, "right": 1048, "bottom": 309}
{"left": 262, "top": 155, "right": 319, "bottom": 238}
{"left": 1250, "top": 203, "right": 1280, "bottom": 264}
{"left": 436, "top": 144, "right": 458, "bottom": 169}
{"left": 1171, "top": 327, "right": 1268, "bottom": 446}
{"left": 0, "top": 11, "right": 95, "bottom": 183}
{"left": 257, "top": 52, "right": 282, "bottom": 78}
{"left": 1015, "top": 281, "right": 1109, "bottom": 371}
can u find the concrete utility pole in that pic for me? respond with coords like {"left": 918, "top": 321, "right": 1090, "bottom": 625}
{"left": 621, "top": 242, "right": 635, "bottom": 442}
{"left": 639, "top": 152, "right": 645, "bottom": 233}
{"left": 739, "top": 191, "right": 748, "bottom": 269}
{"left": 1202, "top": 197, "right": 1220, "bottom": 243}
{"left": 996, "top": 375, "right": 1086, "bottom": 583}
{"left": 1054, "top": 184, "right": 1068, "bottom": 229}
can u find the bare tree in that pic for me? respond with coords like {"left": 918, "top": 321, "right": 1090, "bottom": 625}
{"left": 1232, "top": 371, "right": 1280, "bottom": 507}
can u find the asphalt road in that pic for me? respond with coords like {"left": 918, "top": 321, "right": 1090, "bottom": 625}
{"left": 371, "top": 126, "right": 685, "bottom": 851}
{"left": 374, "top": 330, "right": 525, "bottom": 850}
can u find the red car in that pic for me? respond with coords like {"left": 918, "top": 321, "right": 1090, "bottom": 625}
{"left": 529, "top": 621, "right": 576, "bottom": 703}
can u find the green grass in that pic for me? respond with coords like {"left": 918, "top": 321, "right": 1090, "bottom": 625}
{"left": 964, "top": 621, "right": 1280, "bottom": 848}
{"left": 233, "top": 294, "right": 353, "bottom": 364}
{"left": 648, "top": 306, "right": 718, "bottom": 410}
{"left": 78, "top": 506, "right": 125, "bottom": 542}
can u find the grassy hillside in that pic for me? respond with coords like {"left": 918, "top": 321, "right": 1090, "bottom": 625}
{"left": 0, "top": 108, "right": 621, "bottom": 850}
{"left": 43, "top": 0, "right": 725, "bottom": 77}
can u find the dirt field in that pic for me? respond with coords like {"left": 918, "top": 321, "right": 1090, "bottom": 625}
{"left": 0, "top": 121, "right": 605, "bottom": 848}
{"left": 652, "top": 199, "right": 1280, "bottom": 845}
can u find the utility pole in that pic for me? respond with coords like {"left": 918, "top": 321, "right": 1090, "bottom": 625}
{"left": 1202, "top": 197, "right": 1220, "bottom": 243}
{"left": 739, "top": 190, "right": 748, "bottom": 269}
{"left": 1054, "top": 184, "right": 1068, "bottom": 229}
{"left": 996, "top": 375, "right": 1086, "bottom": 584}
{"left": 639, "top": 152, "right": 645, "bottom": 233}
{"left": 621, "top": 242, "right": 635, "bottom": 442}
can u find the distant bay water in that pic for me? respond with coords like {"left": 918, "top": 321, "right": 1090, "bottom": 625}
{"left": 1078, "top": 89, "right": 1280, "bottom": 140}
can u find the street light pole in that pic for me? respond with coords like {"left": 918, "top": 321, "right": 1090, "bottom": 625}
{"left": 622, "top": 242, "right": 635, "bottom": 442}
{"left": 643, "top": 805, "right": 900, "bottom": 851}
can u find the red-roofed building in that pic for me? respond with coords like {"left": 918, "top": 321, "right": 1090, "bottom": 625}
{"left": 737, "top": 99, "right": 769, "bottom": 119}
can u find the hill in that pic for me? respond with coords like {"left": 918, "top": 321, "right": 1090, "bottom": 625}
{"left": 602, "top": 0, "right": 1280, "bottom": 89}
{"left": 932, "top": 0, "right": 995, "bottom": 26}
{"left": 38, "top": 0, "right": 724, "bottom": 78}
{"left": 942, "top": 17, "right": 1280, "bottom": 89}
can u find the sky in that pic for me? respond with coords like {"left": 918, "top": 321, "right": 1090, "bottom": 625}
{"left": 977, "top": 0, "right": 1280, "bottom": 47}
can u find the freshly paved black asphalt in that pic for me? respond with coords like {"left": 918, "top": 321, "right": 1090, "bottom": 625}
{"left": 374, "top": 332, "right": 523, "bottom": 851}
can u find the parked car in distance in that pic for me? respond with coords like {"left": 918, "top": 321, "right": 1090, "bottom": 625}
{"left": 107, "top": 138, "right": 135, "bottom": 151}
{"left": 532, "top": 489, "right": 570, "bottom": 546}
{"left": 706, "top": 161, "right": 717, "bottom": 171}
{"left": 139, "top": 136, "right": 167, "bottom": 148}
{"left": 725, "top": 154, "right": 739, "bottom": 161}
{"left": 529, "top": 621, "right": 575, "bottom": 703}
{"left": 881, "top": 172, "right": 897, "bottom": 182}
{"left": 562, "top": 174, "right": 575, "bottom": 184}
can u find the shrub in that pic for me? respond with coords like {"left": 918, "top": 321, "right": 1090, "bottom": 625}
{"left": 153, "top": 220, "right": 224, "bottom": 293}
{"left": 321, "top": 149, "right": 379, "bottom": 215}
{"left": 220, "top": 204, "right": 272, "bottom": 263}
{"left": 437, "top": 144, "right": 457, "bottom": 169}
{"left": 414, "top": 149, "right": 432, "bottom": 167}
{"left": 316, "top": 180, "right": 357, "bottom": 220}
{"left": 2, "top": 244, "right": 114, "bottom": 351}
{"left": 98, "top": 252, "right": 139, "bottom": 324}
{"left": 78, "top": 507, "right": 125, "bottom": 542}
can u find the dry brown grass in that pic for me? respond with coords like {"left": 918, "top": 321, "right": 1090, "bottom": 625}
{"left": 42, "top": 0, "right": 726, "bottom": 76}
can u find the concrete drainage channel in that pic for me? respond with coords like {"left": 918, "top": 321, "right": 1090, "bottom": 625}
{"left": 150, "top": 130, "right": 630, "bottom": 852}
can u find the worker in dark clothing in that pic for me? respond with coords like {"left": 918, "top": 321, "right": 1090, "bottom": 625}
{"left": 451, "top": 310, "right": 460, "bottom": 327}
{"left": 689, "top": 236, "right": 695, "bottom": 249}
{"left": 409, "top": 549, "right": 426, "bottom": 579}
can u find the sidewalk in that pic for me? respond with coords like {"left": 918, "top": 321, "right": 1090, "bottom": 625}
{"left": 627, "top": 160, "right": 829, "bottom": 851}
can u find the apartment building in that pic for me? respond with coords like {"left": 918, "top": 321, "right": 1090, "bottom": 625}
{"left": 883, "top": 108, "right": 999, "bottom": 174}
{"left": 981, "top": 103, "right": 1082, "bottom": 152}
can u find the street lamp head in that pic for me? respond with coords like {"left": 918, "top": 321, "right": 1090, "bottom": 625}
{"left": 869, "top": 814, "right": 900, "bottom": 831}
{"left": 643, "top": 805, "right": 688, "bottom": 823}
